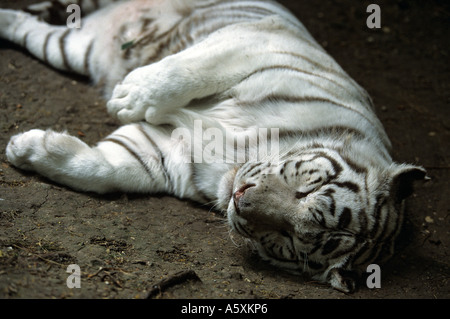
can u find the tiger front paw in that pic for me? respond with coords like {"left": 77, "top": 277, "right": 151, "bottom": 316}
{"left": 106, "top": 61, "right": 184, "bottom": 125}
{"left": 106, "top": 81, "right": 155, "bottom": 124}
{"left": 106, "top": 68, "right": 165, "bottom": 125}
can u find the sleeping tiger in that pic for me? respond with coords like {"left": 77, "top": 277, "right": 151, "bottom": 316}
{"left": 1, "top": 0, "right": 426, "bottom": 292}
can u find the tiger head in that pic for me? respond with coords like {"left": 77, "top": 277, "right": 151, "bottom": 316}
{"left": 218, "top": 147, "right": 426, "bottom": 292}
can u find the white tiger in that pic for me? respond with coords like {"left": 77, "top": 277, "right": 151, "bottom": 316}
{"left": 0, "top": 0, "right": 426, "bottom": 292}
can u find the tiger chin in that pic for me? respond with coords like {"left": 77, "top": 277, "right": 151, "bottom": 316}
{"left": 1, "top": 0, "right": 426, "bottom": 293}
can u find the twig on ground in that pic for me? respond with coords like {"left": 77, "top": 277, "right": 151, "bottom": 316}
{"left": 146, "top": 270, "right": 201, "bottom": 299}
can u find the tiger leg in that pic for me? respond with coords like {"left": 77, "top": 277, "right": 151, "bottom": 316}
{"left": 0, "top": 8, "right": 96, "bottom": 76}
{"left": 106, "top": 16, "right": 296, "bottom": 125}
{"left": 5, "top": 123, "right": 193, "bottom": 196}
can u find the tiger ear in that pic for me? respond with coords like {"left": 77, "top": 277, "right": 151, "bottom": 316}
{"left": 390, "top": 164, "right": 428, "bottom": 201}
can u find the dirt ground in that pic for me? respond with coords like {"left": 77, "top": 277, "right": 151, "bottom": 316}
{"left": 0, "top": 0, "right": 448, "bottom": 299}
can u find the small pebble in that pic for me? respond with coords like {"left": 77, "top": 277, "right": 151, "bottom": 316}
{"left": 425, "top": 216, "right": 434, "bottom": 223}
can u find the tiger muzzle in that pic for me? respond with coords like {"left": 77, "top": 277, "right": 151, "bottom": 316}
{"left": 233, "top": 183, "right": 256, "bottom": 215}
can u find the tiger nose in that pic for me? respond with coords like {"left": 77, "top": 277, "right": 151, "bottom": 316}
{"left": 233, "top": 183, "right": 256, "bottom": 201}
{"left": 233, "top": 183, "right": 256, "bottom": 211}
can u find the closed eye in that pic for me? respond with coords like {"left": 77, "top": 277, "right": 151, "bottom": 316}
{"left": 295, "top": 191, "right": 310, "bottom": 199}
{"left": 295, "top": 185, "right": 322, "bottom": 200}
